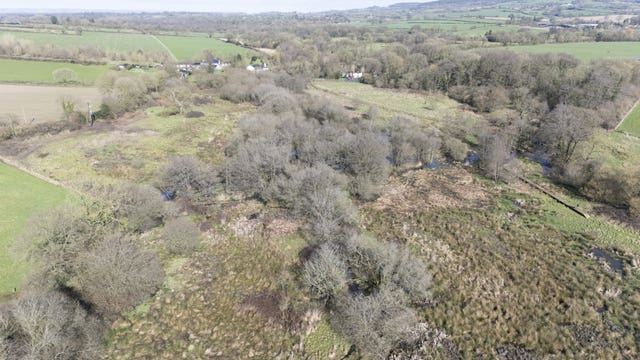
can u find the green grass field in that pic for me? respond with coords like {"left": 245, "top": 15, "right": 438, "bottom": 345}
{"left": 376, "top": 18, "right": 500, "bottom": 29}
{"left": 356, "top": 15, "right": 546, "bottom": 36}
{"left": 618, "top": 101, "right": 640, "bottom": 136}
{"left": 402, "top": 21, "right": 540, "bottom": 35}
{"left": 501, "top": 42, "right": 640, "bottom": 61}
{"left": 0, "top": 162, "right": 68, "bottom": 296}
{"left": 0, "top": 30, "right": 167, "bottom": 53}
{"left": 0, "top": 58, "right": 108, "bottom": 84}
{"left": 458, "top": 24, "right": 546, "bottom": 36}
{"left": 310, "top": 79, "right": 478, "bottom": 127}
{"left": 154, "top": 35, "right": 260, "bottom": 61}
{"left": 1, "top": 30, "right": 260, "bottom": 62}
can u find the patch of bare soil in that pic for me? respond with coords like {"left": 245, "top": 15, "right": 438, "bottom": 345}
{"left": 367, "top": 166, "right": 492, "bottom": 216}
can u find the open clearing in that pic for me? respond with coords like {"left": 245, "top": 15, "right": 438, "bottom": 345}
{"left": 21, "top": 101, "right": 253, "bottom": 186}
{"left": 310, "top": 79, "right": 477, "bottom": 126}
{"left": 0, "top": 162, "right": 68, "bottom": 296}
{"left": 0, "top": 58, "right": 108, "bottom": 84}
{"left": 0, "top": 84, "right": 101, "bottom": 124}
{"left": 618, "top": 101, "right": 640, "bottom": 136}
{"left": 501, "top": 41, "right": 640, "bottom": 61}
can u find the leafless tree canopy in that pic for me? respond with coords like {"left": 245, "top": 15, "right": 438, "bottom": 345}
{"left": 0, "top": 291, "right": 103, "bottom": 360}
{"left": 74, "top": 234, "right": 164, "bottom": 317}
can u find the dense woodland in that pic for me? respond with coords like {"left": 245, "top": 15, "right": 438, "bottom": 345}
{"left": 2, "top": 1, "right": 640, "bottom": 359}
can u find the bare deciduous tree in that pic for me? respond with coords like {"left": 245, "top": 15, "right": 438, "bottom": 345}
{"left": 74, "top": 234, "right": 164, "bottom": 317}
{"left": 163, "top": 217, "right": 201, "bottom": 255}
{"left": 332, "top": 287, "right": 418, "bottom": 360}
{"left": 158, "top": 155, "right": 217, "bottom": 205}
{"left": 163, "top": 78, "right": 192, "bottom": 114}
{"left": 0, "top": 291, "right": 103, "bottom": 360}
{"left": 103, "top": 183, "right": 165, "bottom": 233}
{"left": 19, "top": 205, "right": 103, "bottom": 287}
{"left": 52, "top": 68, "right": 78, "bottom": 83}
{"left": 539, "top": 104, "right": 598, "bottom": 164}
{"left": 225, "top": 137, "right": 291, "bottom": 201}
{"left": 302, "top": 243, "right": 348, "bottom": 301}
{"left": 340, "top": 131, "right": 390, "bottom": 200}
{"left": 480, "top": 133, "right": 513, "bottom": 181}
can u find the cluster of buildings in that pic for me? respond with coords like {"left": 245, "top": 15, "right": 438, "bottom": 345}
{"left": 177, "top": 58, "right": 229, "bottom": 77}
{"left": 246, "top": 63, "right": 269, "bottom": 72}
{"left": 341, "top": 71, "right": 363, "bottom": 80}
{"left": 341, "top": 66, "right": 365, "bottom": 81}
{"left": 176, "top": 60, "right": 269, "bottom": 78}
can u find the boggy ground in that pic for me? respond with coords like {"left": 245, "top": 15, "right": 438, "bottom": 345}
{"left": 106, "top": 200, "right": 350, "bottom": 359}
{"left": 362, "top": 166, "right": 640, "bottom": 358}
{"left": 106, "top": 165, "right": 640, "bottom": 359}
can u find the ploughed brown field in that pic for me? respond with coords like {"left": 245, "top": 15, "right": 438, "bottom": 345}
{"left": 0, "top": 84, "right": 100, "bottom": 124}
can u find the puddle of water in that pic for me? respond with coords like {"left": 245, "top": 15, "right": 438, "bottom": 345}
{"left": 464, "top": 151, "right": 480, "bottom": 165}
{"left": 591, "top": 248, "right": 624, "bottom": 272}
{"left": 526, "top": 151, "right": 553, "bottom": 176}
{"left": 162, "top": 189, "right": 176, "bottom": 200}
{"left": 597, "top": 303, "right": 608, "bottom": 314}
{"left": 425, "top": 159, "right": 441, "bottom": 169}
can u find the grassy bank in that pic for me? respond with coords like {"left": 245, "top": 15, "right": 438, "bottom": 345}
{"left": 618, "top": 101, "right": 640, "bottom": 136}
{"left": 0, "top": 162, "right": 68, "bottom": 296}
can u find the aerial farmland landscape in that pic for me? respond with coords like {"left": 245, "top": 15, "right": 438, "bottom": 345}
{"left": 1, "top": 0, "right": 640, "bottom": 359}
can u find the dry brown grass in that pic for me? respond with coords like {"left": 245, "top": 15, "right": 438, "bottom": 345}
{"left": 361, "top": 166, "right": 640, "bottom": 358}
{"left": 105, "top": 202, "right": 312, "bottom": 359}
{"left": 366, "top": 166, "right": 492, "bottom": 216}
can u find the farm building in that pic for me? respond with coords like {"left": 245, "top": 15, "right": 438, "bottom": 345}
{"left": 247, "top": 63, "right": 269, "bottom": 72}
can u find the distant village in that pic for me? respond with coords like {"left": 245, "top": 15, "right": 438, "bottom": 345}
{"left": 114, "top": 57, "right": 271, "bottom": 79}
{"left": 176, "top": 58, "right": 229, "bottom": 78}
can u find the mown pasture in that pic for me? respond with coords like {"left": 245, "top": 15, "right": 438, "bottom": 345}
{"left": 0, "top": 30, "right": 260, "bottom": 62}
{"left": 0, "top": 58, "right": 108, "bottom": 84}
{"left": 155, "top": 35, "right": 260, "bottom": 61}
{"left": 0, "top": 30, "right": 167, "bottom": 53}
{"left": 0, "top": 162, "right": 68, "bottom": 296}
{"left": 501, "top": 41, "right": 640, "bottom": 61}
{"left": 618, "top": 101, "right": 640, "bottom": 137}
{"left": 0, "top": 84, "right": 101, "bottom": 124}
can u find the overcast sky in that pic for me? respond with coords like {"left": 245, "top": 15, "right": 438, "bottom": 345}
{"left": 0, "top": 0, "right": 409, "bottom": 13}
